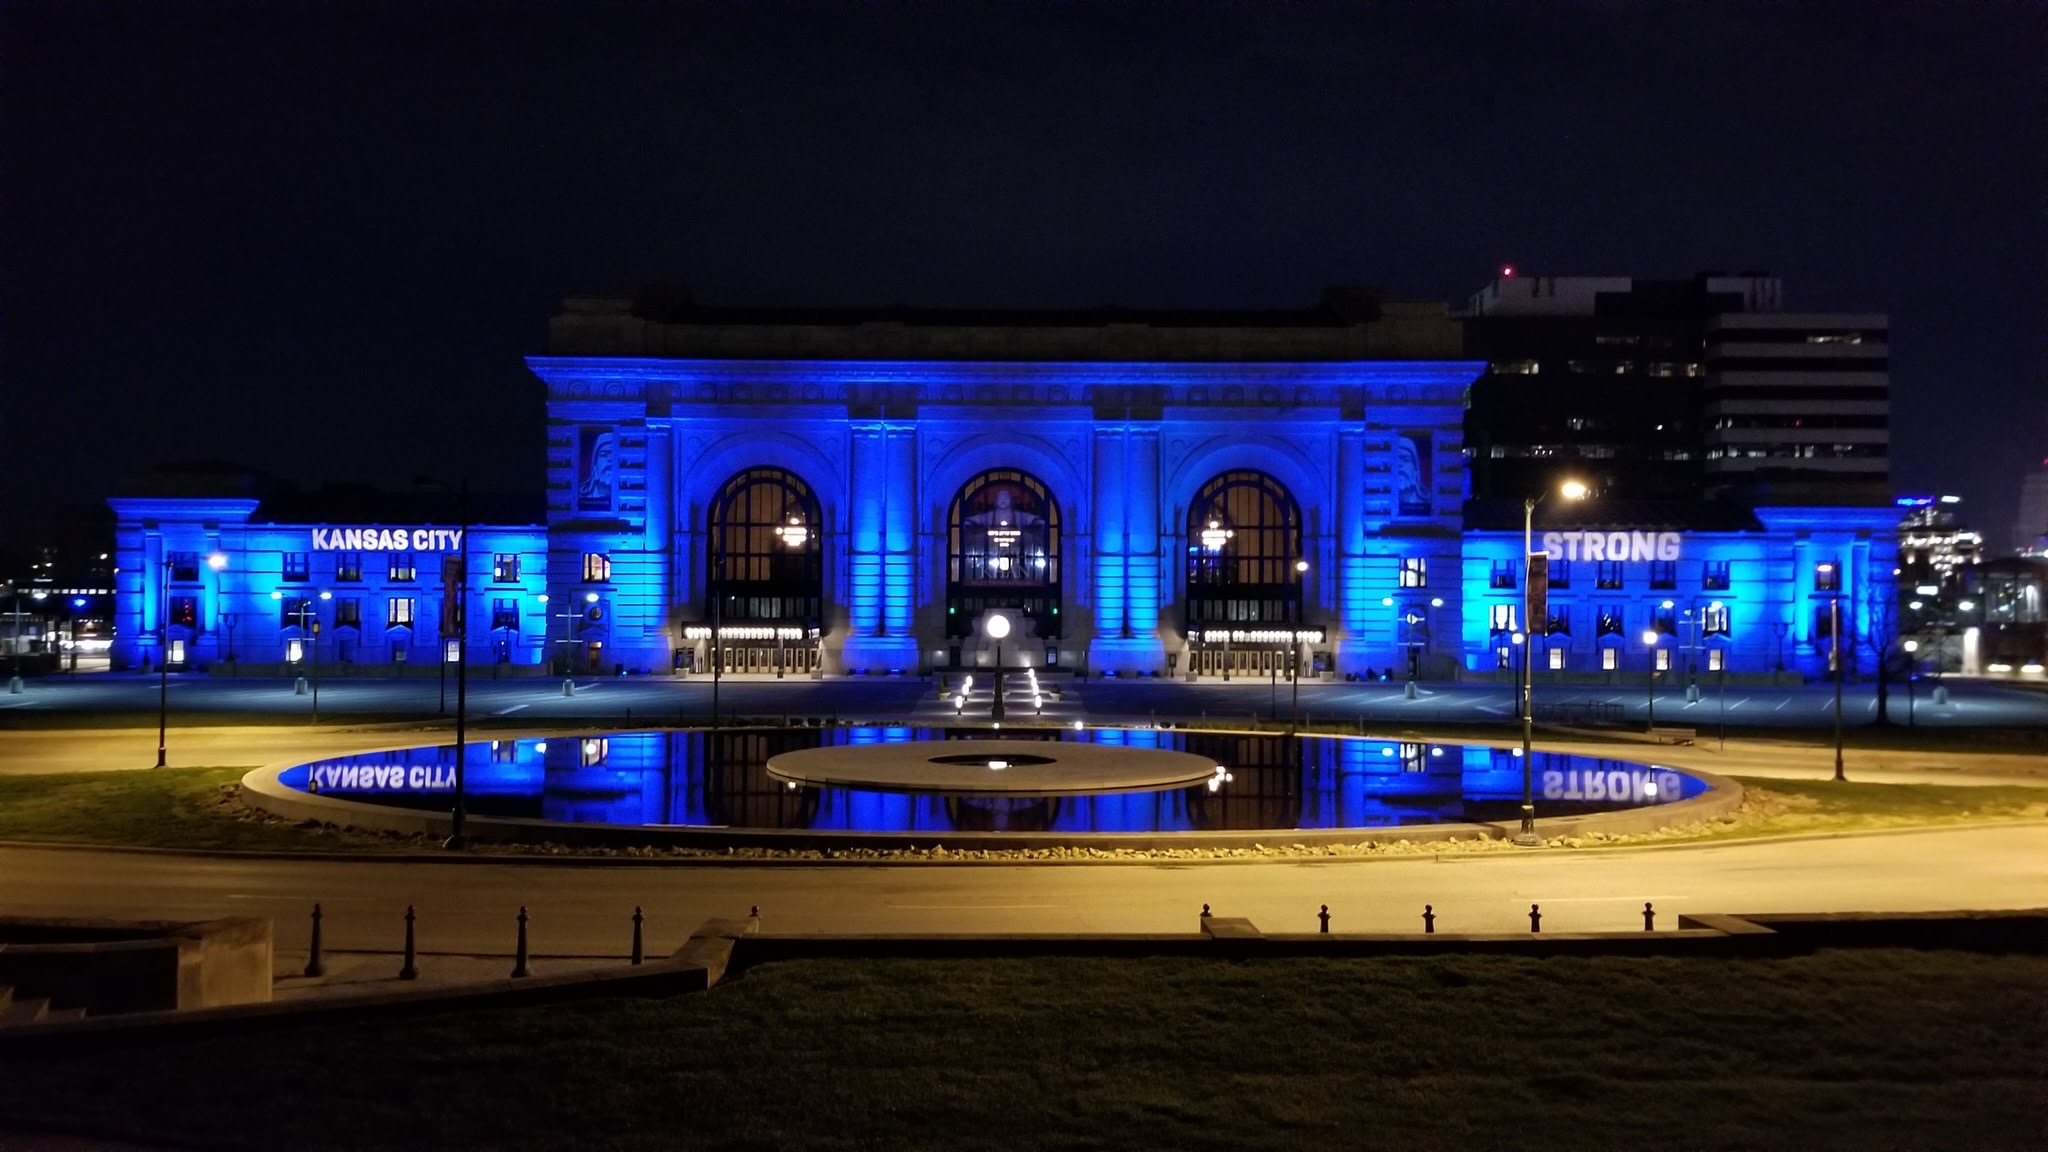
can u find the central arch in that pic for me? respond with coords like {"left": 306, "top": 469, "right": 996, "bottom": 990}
{"left": 946, "top": 468, "right": 1062, "bottom": 639}
{"left": 707, "top": 467, "right": 824, "bottom": 675}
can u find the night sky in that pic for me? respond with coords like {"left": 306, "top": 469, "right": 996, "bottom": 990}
{"left": 4, "top": 1, "right": 2043, "bottom": 550}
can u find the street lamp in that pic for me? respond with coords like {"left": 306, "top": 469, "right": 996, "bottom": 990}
{"left": 1514, "top": 477, "right": 1588, "bottom": 847}
{"left": 1818, "top": 562, "right": 1845, "bottom": 782}
{"left": 1290, "top": 560, "right": 1309, "bottom": 729}
{"left": 154, "top": 558, "right": 174, "bottom": 768}
{"left": 986, "top": 613, "right": 1011, "bottom": 722}
{"left": 1641, "top": 628, "right": 1661, "bottom": 732}
{"left": 1902, "top": 638, "right": 1919, "bottom": 727}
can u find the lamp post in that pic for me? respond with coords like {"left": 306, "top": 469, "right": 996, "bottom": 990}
{"left": 1291, "top": 559, "right": 1309, "bottom": 729}
{"left": 154, "top": 558, "right": 172, "bottom": 768}
{"left": 449, "top": 482, "right": 471, "bottom": 848}
{"left": 1902, "top": 638, "right": 1919, "bottom": 727}
{"left": 1642, "top": 629, "right": 1660, "bottom": 733}
{"left": 1515, "top": 478, "right": 1588, "bottom": 847}
{"left": 275, "top": 590, "right": 330, "bottom": 724}
{"left": 986, "top": 613, "right": 1011, "bottom": 723}
{"left": 1830, "top": 584, "right": 1845, "bottom": 782}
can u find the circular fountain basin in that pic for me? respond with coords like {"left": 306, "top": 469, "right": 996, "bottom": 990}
{"left": 765, "top": 739, "right": 1218, "bottom": 795}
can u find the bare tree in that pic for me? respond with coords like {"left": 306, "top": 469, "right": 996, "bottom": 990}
{"left": 1860, "top": 581, "right": 1903, "bottom": 727}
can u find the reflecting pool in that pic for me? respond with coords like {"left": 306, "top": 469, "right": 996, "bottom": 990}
{"left": 281, "top": 727, "right": 1708, "bottom": 835}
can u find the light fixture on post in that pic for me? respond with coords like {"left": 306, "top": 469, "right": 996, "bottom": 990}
{"left": 1514, "top": 478, "right": 1589, "bottom": 847}
{"left": 152, "top": 556, "right": 176, "bottom": 768}
{"left": 985, "top": 613, "right": 1011, "bottom": 723}
{"left": 1291, "top": 561, "right": 1309, "bottom": 730}
{"left": 1819, "top": 562, "right": 1845, "bottom": 782}
{"left": 1902, "top": 638, "right": 1919, "bottom": 727}
{"left": 1642, "top": 628, "right": 1661, "bottom": 733}
{"left": 206, "top": 552, "right": 228, "bottom": 667}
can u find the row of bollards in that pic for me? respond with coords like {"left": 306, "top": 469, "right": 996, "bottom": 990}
{"left": 304, "top": 902, "right": 702, "bottom": 982}
{"left": 1198, "top": 901, "right": 1663, "bottom": 935}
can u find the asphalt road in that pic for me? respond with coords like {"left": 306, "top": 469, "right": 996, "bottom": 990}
{"left": 3, "top": 825, "right": 2041, "bottom": 954}
{"left": 5, "top": 671, "right": 2046, "bottom": 729}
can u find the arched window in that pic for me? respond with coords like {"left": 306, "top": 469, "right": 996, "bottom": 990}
{"left": 708, "top": 468, "right": 823, "bottom": 624}
{"left": 1185, "top": 470, "right": 1301, "bottom": 627}
{"left": 946, "top": 469, "right": 1061, "bottom": 638}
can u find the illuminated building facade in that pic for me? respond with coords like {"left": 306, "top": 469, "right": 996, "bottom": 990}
{"left": 106, "top": 288, "right": 1899, "bottom": 682}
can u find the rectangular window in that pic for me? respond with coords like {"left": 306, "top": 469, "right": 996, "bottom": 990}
{"left": 389, "top": 553, "right": 417, "bottom": 582}
{"left": 1704, "top": 602, "right": 1730, "bottom": 635}
{"left": 1545, "top": 608, "right": 1570, "bottom": 635}
{"left": 334, "top": 598, "right": 362, "bottom": 629}
{"left": 1549, "top": 560, "right": 1570, "bottom": 589}
{"left": 387, "top": 597, "right": 416, "bottom": 628}
{"left": 1654, "top": 604, "right": 1677, "bottom": 634}
{"left": 1655, "top": 649, "right": 1671, "bottom": 671}
{"left": 1815, "top": 563, "right": 1840, "bottom": 592}
{"left": 335, "top": 552, "right": 363, "bottom": 583}
{"left": 1708, "top": 648, "right": 1725, "bottom": 672}
{"left": 444, "top": 639, "right": 462, "bottom": 664}
{"left": 170, "top": 596, "right": 198, "bottom": 628}
{"left": 1703, "top": 560, "right": 1731, "bottom": 591}
{"left": 1495, "top": 646, "right": 1512, "bottom": 670}
{"left": 1489, "top": 559, "right": 1517, "bottom": 590}
{"left": 491, "top": 597, "right": 518, "bottom": 630}
{"left": 1597, "top": 605, "right": 1623, "bottom": 636}
{"left": 278, "top": 596, "right": 310, "bottom": 630}
{"left": 1548, "top": 647, "right": 1565, "bottom": 671}
{"left": 1649, "top": 560, "right": 1677, "bottom": 590}
{"left": 1489, "top": 604, "right": 1518, "bottom": 633}
{"left": 1601, "top": 647, "right": 1618, "bottom": 671}
{"left": 1596, "top": 561, "right": 1624, "bottom": 590}
{"left": 493, "top": 554, "right": 520, "bottom": 583}
{"left": 285, "top": 638, "right": 303, "bottom": 664}
{"left": 1399, "top": 557, "right": 1427, "bottom": 587}
{"left": 282, "top": 553, "right": 310, "bottom": 582}
{"left": 583, "top": 552, "right": 611, "bottom": 582}
{"left": 169, "top": 552, "right": 199, "bottom": 582}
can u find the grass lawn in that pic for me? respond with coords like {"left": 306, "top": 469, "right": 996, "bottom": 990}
{"left": 1, "top": 949, "right": 2042, "bottom": 1151}
{"left": 1685, "top": 777, "right": 2048, "bottom": 843}
{"left": 0, "top": 766, "right": 408, "bottom": 852}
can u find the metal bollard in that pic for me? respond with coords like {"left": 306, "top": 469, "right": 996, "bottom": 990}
{"left": 511, "top": 906, "right": 530, "bottom": 978}
{"left": 304, "top": 903, "right": 326, "bottom": 978}
{"left": 631, "top": 906, "right": 644, "bottom": 965}
{"left": 1317, "top": 904, "right": 1330, "bottom": 934}
{"left": 1200, "top": 903, "right": 1212, "bottom": 922}
{"left": 1643, "top": 902, "right": 1656, "bottom": 932}
{"left": 750, "top": 905, "right": 760, "bottom": 919}
{"left": 399, "top": 905, "right": 419, "bottom": 981}
{"left": 1528, "top": 904, "right": 1542, "bottom": 934}
{"left": 1422, "top": 904, "right": 1435, "bottom": 934}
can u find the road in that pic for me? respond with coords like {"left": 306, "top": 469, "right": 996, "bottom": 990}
{"left": 2, "top": 825, "right": 2041, "bottom": 953}
{"left": 5, "top": 671, "right": 2047, "bottom": 729}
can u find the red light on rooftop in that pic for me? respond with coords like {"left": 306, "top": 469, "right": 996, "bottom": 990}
{"left": 1501, "top": 265, "right": 1515, "bottom": 278}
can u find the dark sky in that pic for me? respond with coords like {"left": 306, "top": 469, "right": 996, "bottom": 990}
{"left": 4, "top": 1, "right": 2043, "bottom": 548}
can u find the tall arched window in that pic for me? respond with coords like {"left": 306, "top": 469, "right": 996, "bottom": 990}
{"left": 1185, "top": 470, "right": 1301, "bottom": 627}
{"left": 946, "top": 469, "right": 1061, "bottom": 638}
{"left": 708, "top": 468, "right": 823, "bottom": 624}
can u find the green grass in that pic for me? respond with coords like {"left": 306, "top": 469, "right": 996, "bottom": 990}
{"left": 1, "top": 950, "right": 2042, "bottom": 1151}
{"left": 0, "top": 766, "right": 408, "bottom": 852}
{"left": 1690, "top": 777, "right": 2048, "bottom": 842}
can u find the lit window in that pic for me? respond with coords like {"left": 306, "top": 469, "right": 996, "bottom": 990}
{"left": 387, "top": 597, "right": 416, "bottom": 627}
{"left": 1708, "top": 648, "right": 1725, "bottom": 672}
{"left": 583, "top": 552, "right": 611, "bottom": 582}
{"left": 1399, "top": 557, "right": 1427, "bottom": 587}
{"left": 493, "top": 554, "right": 520, "bottom": 583}
{"left": 1655, "top": 649, "right": 1671, "bottom": 671}
{"left": 335, "top": 552, "right": 362, "bottom": 583}
{"left": 1601, "top": 647, "right": 1618, "bottom": 671}
{"left": 389, "top": 553, "right": 416, "bottom": 582}
{"left": 1548, "top": 647, "right": 1565, "bottom": 671}
{"left": 1704, "top": 603, "right": 1730, "bottom": 634}
{"left": 1489, "top": 604, "right": 1518, "bottom": 633}
{"left": 1815, "top": 564, "right": 1840, "bottom": 592}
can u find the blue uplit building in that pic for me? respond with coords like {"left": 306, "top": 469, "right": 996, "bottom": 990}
{"left": 109, "top": 288, "right": 1896, "bottom": 681}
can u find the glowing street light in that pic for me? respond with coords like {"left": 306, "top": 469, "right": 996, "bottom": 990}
{"left": 1516, "top": 478, "right": 1590, "bottom": 846}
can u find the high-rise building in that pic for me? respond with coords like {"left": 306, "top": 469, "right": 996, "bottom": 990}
{"left": 1461, "top": 272, "right": 1889, "bottom": 508}
{"left": 2015, "top": 461, "right": 2048, "bottom": 555}
{"left": 1701, "top": 312, "right": 1890, "bottom": 505}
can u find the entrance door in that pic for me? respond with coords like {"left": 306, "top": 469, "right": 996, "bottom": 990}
{"left": 583, "top": 640, "right": 605, "bottom": 673}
